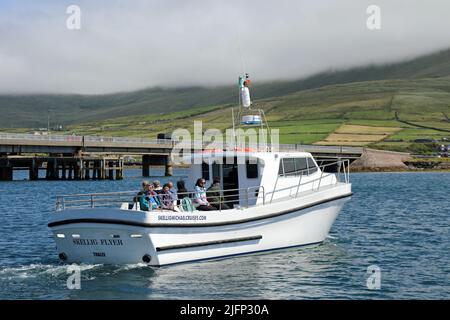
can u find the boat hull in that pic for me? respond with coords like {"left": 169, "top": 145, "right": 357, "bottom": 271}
{"left": 49, "top": 195, "right": 349, "bottom": 266}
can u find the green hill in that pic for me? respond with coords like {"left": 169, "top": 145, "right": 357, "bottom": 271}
{"left": 65, "top": 76, "right": 450, "bottom": 151}
{"left": 2, "top": 48, "right": 450, "bottom": 129}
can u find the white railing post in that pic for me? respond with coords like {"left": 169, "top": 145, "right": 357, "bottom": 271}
{"left": 346, "top": 159, "right": 350, "bottom": 183}
{"left": 245, "top": 188, "right": 249, "bottom": 208}
{"left": 261, "top": 186, "right": 265, "bottom": 205}
{"left": 270, "top": 174, "right": 280, "bottom": 204}
{"left": 295, "top": 173, "right": 303, "bottom": 198}
{"left": 316, "top": 169, "right": 324, "bottom": 191}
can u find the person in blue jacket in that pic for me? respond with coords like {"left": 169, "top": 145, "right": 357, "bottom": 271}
{"left": 137, "top": 181, "right": 159, "bottom": 211}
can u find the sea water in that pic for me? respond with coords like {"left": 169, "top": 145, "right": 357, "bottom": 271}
{"left": 0, "top": 170, "right": 449, "bottom": 299}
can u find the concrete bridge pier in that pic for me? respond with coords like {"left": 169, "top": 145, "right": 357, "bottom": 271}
{"left": 142, "top": 155, "right": 151, "bottom": 177}
{"left": 115, "top": 159, "right": 123, "bottom": 180}
{"left": 165, "top": 156, "right": 173, "bottom": 176}
{"left": 92, "top": 161, "right": 99, "bottom": 180}
{"left": 142, "top": 154, "right": 172, "bottom": 177}
{"left": 61, "top": 161, "right": 67, "bottom": 180}
{"left": 0, "top": 167, "right": 12, "bottom": 181}
{"left": 74, "top": 160, "right": 82, "bottom": 180}
{"left": 108, "top": 161, "right": 114, "bottom": 180}
{"left": 84, "top": 161, "right": 90, "bottom": 180}
{"left": 29, "top": 159, "right": 39, "bottom": 181}
{"left": 100, "top": 160, "right": 106, "bottom": 180}
{"left": 46, "top": 159, "right": 59, "bottom": 180}
{"left": 67, "top": 163, "right": 73, "bottom": 180}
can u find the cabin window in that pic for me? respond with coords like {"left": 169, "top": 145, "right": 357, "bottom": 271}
{"left": 294, "top": 158, "right": 308, "bottom": 174}
{"left": 201, "top": 162, "right": 210, "bottom": 181}
{"left": 282, "top": 158, "right": 296, "bottom": 176}
{"left": 307, "top": 157, "right": 318, "bottom": 174}
{"left": 278, "top": 157, "right": 316, "bottom": 177}
{"left": 246, "top": 160, "right": 258, "bottom": 179}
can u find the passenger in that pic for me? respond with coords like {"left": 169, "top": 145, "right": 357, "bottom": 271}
{"left": 137, "top": 180, "right": 150, "bottom": 211}
{"left": 176, "top": 180, "right": 189, "bottom": 206}
{"left": 161, "top": 184, "right": 175, "bottom": 210}
{"left": 166, "top": 181, "right": 178, "bottom": 202}
{"left": 177, "top": 180, "right": 188, "bottom": 195}
{"left": 147, "top": 184, "right": 161, "bottom": 207}
{"left": 153, "top": 180, "right": 163, "bottom": 194}
{"left": 193, "top": 178, "right": 215, "bottom": 211}
{"left": 207, "top": 177, "right": 230, "bottom": 210}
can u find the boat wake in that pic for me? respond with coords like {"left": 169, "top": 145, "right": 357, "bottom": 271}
{"left": 0, "top": 263, "right": 103, "bottom": 280}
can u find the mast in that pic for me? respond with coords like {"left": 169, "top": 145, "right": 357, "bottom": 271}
{"left": 235, "top": 74, "right": 272, "bottom": 151}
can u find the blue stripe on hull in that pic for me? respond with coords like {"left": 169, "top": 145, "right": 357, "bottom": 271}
{"left": 158, "top": 240, "right": 324, "bottom": 267}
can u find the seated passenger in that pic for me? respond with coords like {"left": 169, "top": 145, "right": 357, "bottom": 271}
{"left": 166, "top": 181, "right": 178, "bottom": 202}
{"left": 161, "top": 184, "right": 175, "bottom": 210}
{"left": 207, "top": 177, "right": 230, "bottom": 210}
{"left": 193, "top": 178, "right": 216, "bottom": 211}
{"left": 147, "top": 184, "right": 161, "bottom": 208}
{"left": 137, "top": 180, "right": 150, "bottom": 211}
{"left": 176, "top": 180, "right": 190, "bottom": 204}
{"left": 153, "top": 180, "right": 163, "bottom": 194}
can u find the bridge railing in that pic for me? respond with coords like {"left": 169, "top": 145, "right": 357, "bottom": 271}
{"left": 0, "top": 132, "right": 363, "bottom": 154}
{"left": 0, "top": 132, "right": 82, "bottom": 142}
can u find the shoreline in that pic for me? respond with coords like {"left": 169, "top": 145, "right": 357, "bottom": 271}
{"left": 350, "top": 168, "right": 450, "bottom": 173}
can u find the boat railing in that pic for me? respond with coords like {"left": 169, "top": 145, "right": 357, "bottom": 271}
{"left": 55, "top": 159, "right": 349, "bottom": 212}
{"left": 267, "top": 159, "right": 350, "bottom": 203}
{"left": 56, "top": 191, "right": 141, "bottom": 211}
{"left": 55, "top": 185, "right": 266, "bottom": 212}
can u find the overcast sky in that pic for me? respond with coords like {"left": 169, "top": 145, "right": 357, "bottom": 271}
{"left": 1, "top": 0, "right": 450, "bottom": 94}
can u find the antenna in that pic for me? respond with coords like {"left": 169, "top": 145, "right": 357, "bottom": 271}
{"left": 231, "top": 106, "right": 236, "bottom": 150}
{"left": 236, "top": 30, "right": 247, "bottom": 75}
{"left": 47, "top": 109, "right": 50, "bottom": 133}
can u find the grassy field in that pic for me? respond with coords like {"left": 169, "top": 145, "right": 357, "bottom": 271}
{"left": 316, "top": 124, "right": 402, "bottom": 146}
{"left": 61, "top": 76, "right": 449, "bottom": 152}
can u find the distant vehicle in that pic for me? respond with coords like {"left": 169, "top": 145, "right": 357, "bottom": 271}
{"left": 384, "top": 139, "right": 403, "bottom": 142}
{"left": 52, "top": 125, "right": 64, "bottom": 131}
{"left": 157, "top": 133, "right": 171, "bottom": 140}
{"left": 413, "top": 138, "right": 435, "bottom": 143}
{"left": 438, "top": 144, "right": 449, "bottom": 151}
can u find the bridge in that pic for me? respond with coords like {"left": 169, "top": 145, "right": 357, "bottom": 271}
{"left": 0, "top": 132, "right": 363, "bottom": 181}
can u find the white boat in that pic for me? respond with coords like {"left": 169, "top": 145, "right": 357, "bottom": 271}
{"left": 48, "top": 151, "right": 351, "bottom": 266}
{"left": 48, "top": 74, "right": 352, "bottom": 266}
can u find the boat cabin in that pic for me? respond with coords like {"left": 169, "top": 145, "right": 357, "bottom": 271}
{"left": 186, "top": 151, "right": 322, "bottom": 208}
